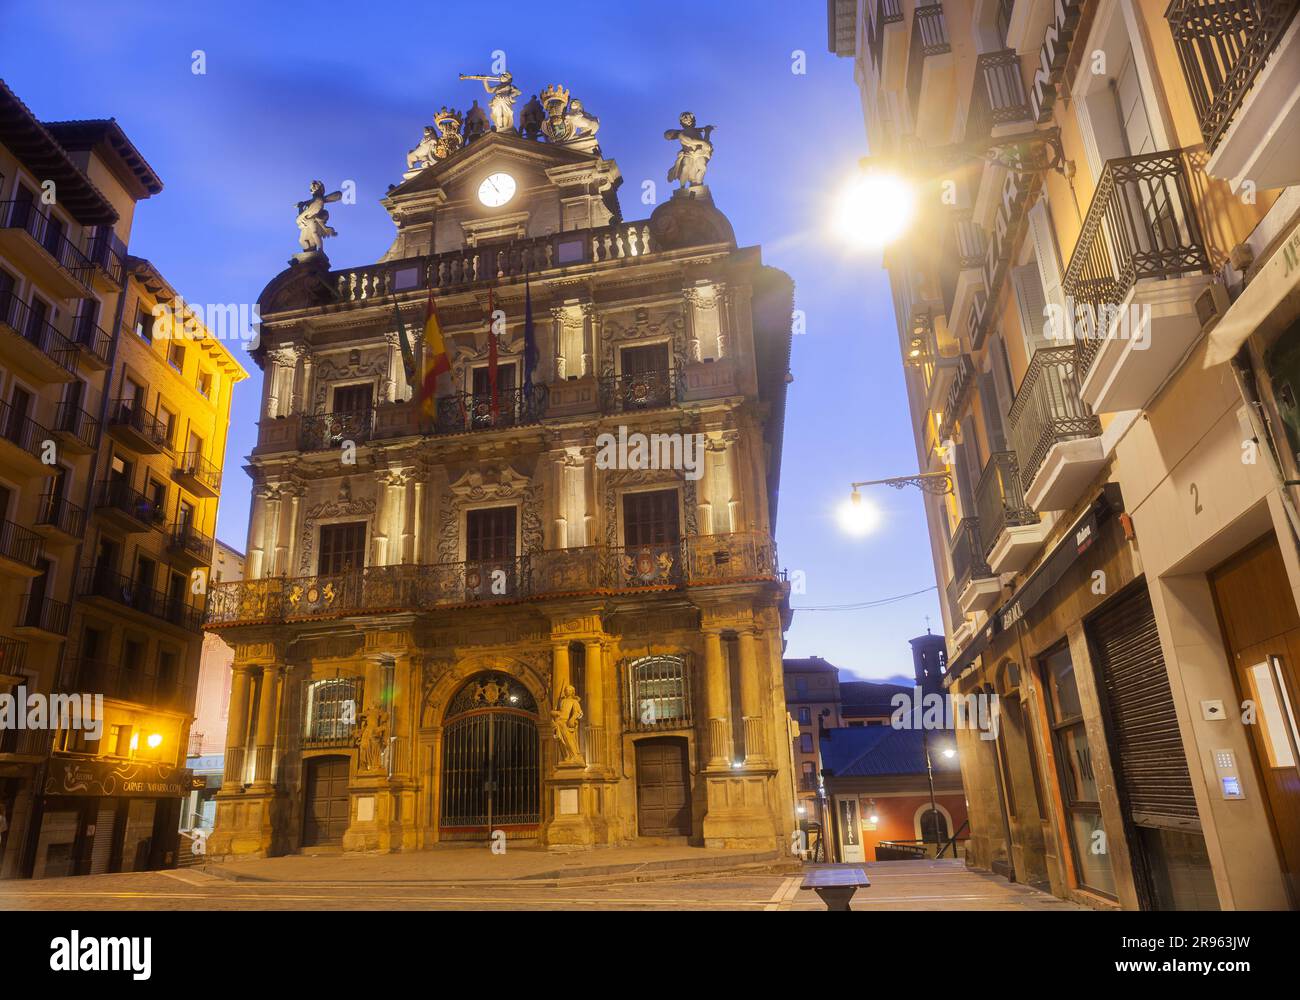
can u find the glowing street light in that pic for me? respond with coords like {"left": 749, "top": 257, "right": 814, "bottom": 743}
{"left": 835, "top": 168, "right": 916, "bottom": 249}
{"left": 837, "top": 487, "right": 881, "bottom": 537}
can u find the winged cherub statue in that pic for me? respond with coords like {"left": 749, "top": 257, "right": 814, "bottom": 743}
{"left": 295, "top": 180, "right": 342, "bottom": 253}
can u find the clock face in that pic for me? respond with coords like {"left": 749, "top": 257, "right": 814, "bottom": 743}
{"left": 478, "top": 172, "right": 516, "bottom": 207}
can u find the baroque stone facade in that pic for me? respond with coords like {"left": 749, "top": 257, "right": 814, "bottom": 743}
{"left": 206, "top": 83, "right": 797, "bottom": 856}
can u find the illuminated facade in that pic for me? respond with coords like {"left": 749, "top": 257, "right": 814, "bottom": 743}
{"left": 833, "top": 0, "right": 1300, "bottom": 909}
{"left": 205, "top": 80, "right": 797, "bottom": 856}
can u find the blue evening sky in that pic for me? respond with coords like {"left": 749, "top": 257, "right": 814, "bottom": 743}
{"left": 2, "top": 0, "right": 936, "bottom": 681}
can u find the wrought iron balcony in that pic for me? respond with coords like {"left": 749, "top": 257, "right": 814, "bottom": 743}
{"left": 1007, "top": 346, "right": 1101, "bottom": 493}
{"left": 907, "top": 4, "right": 952, "bottom": 122}
{"left": 598, "top": 370, "right": 681, "bottom": 413}
{"left": 0, "top": 635, "right": 27, "bottom": 675}
{"left": 15, "top": 594, "right": 70, "bottom": 636}
{"left": 433, "top": 385, "right": 548, "bottom": 434}
{"left": 174, "top": 449, "right": 222, "bottom": 496}
{"left": 52, "top": 400, "right": 101, "bottom": 452}
{"left": 1062, "top": 150, "right": 1212, "bottom": 376}
{"left": 35, "top": 491, "right": 86, "bottom": 540}
{"left": 300, "top": 409, "right": 374, "bottom": 451}
{"left": 106, "top": 398, "right": 172, "bottom": 453}
{"left": 0, "top": 293, "right": 78, "bottom": 375}
{"left": 967, "top": 48, "right": 1032, "bottom": 141}
{"left": 950, "top": 516, "right": 992, "bottom": 596}
{"left": 93, "top": 479, "right": 167, "bottom": 531}
{"left": 0, "top": 725, "right": 50, "bottom": 757}
{"left": 0, "top": 398, "right": 54, "bottom": 467}
{"left": 0, "top": 519, "right": 44, "bottom": 571}
{"left": 68, "top": 312, "right": 113, "bottom": 368}
{"left": 85, "top": 228, "right": 126, "bottom": 286}
{"left": 0, "top": 200, "right": 95, "bottom": 285}
{"left": 204, "top": 532, "right": 782, "bottom": 627}
{"left": 64, "top": 657, "right": 181, "bottom": 705}
{"left": 868, "top": 0, "right": 905, "bottom": 68}
{"left": 78, "top": 566, "right": 204, "bottom": 632}
{"left": 1167, "top": 0, "right": 1300, "bottom": 152}
{"left": 975, "top": 450, "right": 1039, "bottom": 560}
{"left": 169, "top": 519, "right": 214, "bottom": 566}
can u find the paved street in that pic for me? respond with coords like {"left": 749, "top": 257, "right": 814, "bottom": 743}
{"left": 0, "top": 853, "right": 1086, "bottom": 911}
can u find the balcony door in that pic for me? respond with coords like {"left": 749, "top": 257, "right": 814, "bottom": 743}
{"left": 621, "top": 489, "right": 682, "bottom": 586}
{"left": 332, "top": 383, "right": 372, "bottom": 417}
{"left": 5, "top": 385, "right": 32, "bottom": 445}
{"left": 317, "top": 521, "right": 367, "bottom": 576}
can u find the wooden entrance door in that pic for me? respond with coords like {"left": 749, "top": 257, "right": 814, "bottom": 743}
{"left": 635, "top": 737, "right": 691, "bottom": 836}
{"left": 303, "top": 755, "right": 350, "bottom": 846}
{"left": 1210, "top": 535, "right": 1300, "bottom": 901}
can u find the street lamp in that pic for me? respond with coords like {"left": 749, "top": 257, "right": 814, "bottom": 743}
{"left": 835, "top": 166, "right": 916, "bottom": 249}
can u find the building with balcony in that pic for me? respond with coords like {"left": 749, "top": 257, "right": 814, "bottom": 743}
{"left": 204, "top": 77, "right": 796, "bottom": 857}
{"left": 782, "top": 655, "right": 843, "bottom": 835}
{"left": 832, "top": 0, "right": 1300, "bottom": 910}
{"left": 0, "top": 80, "right": 249, "bottom": 879}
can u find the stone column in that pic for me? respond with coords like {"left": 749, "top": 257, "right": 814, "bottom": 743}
{"left": 247, "top": 489, "right": 268, "bottom": 579}
{"left": 251, "top": 664, "right": 283, "bottom": 787}
{"left": 284, "top": 488, "right": 302, "bottom": 577}
{"left": 295, "top": 344, "right": 314, "bottom": 413}
{"left": 223, "top": 665, "right": 253, "bottom": 785}
{"left": 737, "top": 629, "right": 768, "bottom": 765}
{"left": 704, "top": 630, "right": 731, "bottom": 768}
{"left": 551, "top": 642, "right": 571, "bottom": 705}
{"left": 583, "top": 638, "right": 605, "bottom": 768}
{"left": 383, "top": 331, "right": 401, "bottom": 402}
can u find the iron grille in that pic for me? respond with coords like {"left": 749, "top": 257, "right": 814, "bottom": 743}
{"left": 975, "top": 450, "right": 1039, "bottom": 560}
{"left": 626, "top": 655, "right": 693, "bottom": 732}
{"left": 303, "top": 675, "right": 363, "bottom": 748}
{"left": 1007, "top": 346, "right": 1101, "bottom": 493}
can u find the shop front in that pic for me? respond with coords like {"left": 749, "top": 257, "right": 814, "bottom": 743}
{"left": 28, "top": 757, "right": 191, "bottom": 878}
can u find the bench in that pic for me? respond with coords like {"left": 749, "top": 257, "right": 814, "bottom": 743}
{"left": 799, "top": 864, "right": 870, "bottom": 911}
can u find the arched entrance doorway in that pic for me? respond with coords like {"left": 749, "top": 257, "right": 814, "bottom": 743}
{"left": 439, "top": 672, "right": 541, "bottom": 840}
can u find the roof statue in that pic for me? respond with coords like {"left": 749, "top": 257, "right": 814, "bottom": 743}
{"left": 406, "top": 107, "right": 465, "bottom": 173}
{"left": 567, "top": 99, "right": 600, "bottom": 139}
{"left": 520, "top": 93, "right": 545, "bottom": 140}
{"left": 540, "top": 84, "right": 572, "bottom": 142}
{"left": 294, "top": 180, "right": 342, "bottom": 255}
{"left": 464, "top": 99, "right": 490, "bottom": 142}
{"left": 665, "top": 111, "right": 716, "bottom": 190}
{"left": 459, "top": 69, "right": 521, "bottom": 132}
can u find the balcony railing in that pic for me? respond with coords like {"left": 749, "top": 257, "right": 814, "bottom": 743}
{"left": 107, "top": 398, "right": 173, "bottom": 451}
{"left": 434, "top": 385, "right": 548, "bottom": 434}
{"left": 975, "top": 451, "right": 1039, "bottom": 559}
{"left": 94, "top": 479, "right": 167, "bottom": 529}
{"left": 967, "top": 48, "right": 1031, "bottom": 140}
{"left": 36, "top": 491, "right": 86, "bottom": 538}
{"left": 0, "top": 398, "right": 53, "bottom": 463}
{"left": 0, "top": 725, "right": 50, "bottom": 757}
{"left": 0, "top": 519, "right": 44, "bottom": 569}
{"left": 330, "top": 220, "right": 657, "bottom": 303}
{"left": 0, "top": 200, "right": 94, "bottom": 284}
{"left": 170, "top": 520, "right": 214, "bottom": 563}
{"left": 68, "top": 313, "right": 113, "bottom": 366}
{"left": 53, "top": 400, "right": 101, "bottom": 451}
{"left": 942, "top": 211, "right": 988, "bottom": 317}
{"left": 64, "top": 658, "right": 180, "bottom": 705}
{"left": 301, "top": 409, "right": 374, "bottom": 451}
{"left": 0, "top": 293, "right": 78, "bottom": 373}
{"left": 868, "top": 0, "right": 905, "bottom": 68}
{"left": 907, "top": 4, "right": 952, "bottom": 121}
{"left": 17, "top": 594, "right": 70, "bottom": 635}
{"left": 950, "top": 516, "right": 992, "bottom": 596}
{"left": 0, "top": 635, "right": 27, "bottom": 674}
{"left": 1166, "top": 0, "right": 1300, "bottom": 151}
{"left": 1062, "top": 150, "right": 1212, "bottom": 375}
{"left": 1007, "top": 346, "right": 1102, "bottom": 493}
{"left": 205, "top": 531, "right": 781, "bottom": 627}
{"left": 939, "top": 354, "right": 976, "bottom": 442}
{"left": 78, "top": 566, "right": 204, "bottom": 631}
{"left": 176, "top": 449, "right": 222, "bottom": 493}
{"left": 599, "top": 370, "right": 681, "bottom": 412}
{"left": 85, "top": 228, "right": 127, "bottom": 286}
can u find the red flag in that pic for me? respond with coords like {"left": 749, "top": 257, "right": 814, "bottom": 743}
{"left": 487, "top": 286, "right": 499, "bottom": 424}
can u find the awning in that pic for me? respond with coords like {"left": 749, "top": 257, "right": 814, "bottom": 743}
{"left": 1205, "top": 214, "right": 1300, "bottom": 367}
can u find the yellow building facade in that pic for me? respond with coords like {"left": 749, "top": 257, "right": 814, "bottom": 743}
{"left": 205, "top": 84, "right": 797, "bottom": 857}
{"left": 834, "top": 0, "right": 1300, "bottom": 909}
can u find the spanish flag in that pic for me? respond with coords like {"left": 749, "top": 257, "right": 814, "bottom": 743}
{"left": 420, "top": 288, "right": 451, "bottom": 417}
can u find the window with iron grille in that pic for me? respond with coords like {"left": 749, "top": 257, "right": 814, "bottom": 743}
{"left": 303, "top": 676, "right": 362, "bottom": 746}
{"left": 627, "top": 654, "right": 691, "bottom": 731}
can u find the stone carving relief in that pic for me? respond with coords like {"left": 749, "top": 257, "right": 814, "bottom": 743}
{"left": 437, "top": 465, "right": 543, "bottom": 564}
{"left": 601, "top": 470, "right": 698, "bottom": 549}
{"left": 312, "top": 349, "right": 389, "bottom": 413}
{"left": 298, "top": 494, "right": 378, "bottom": 574}
{"left": 598, "top": 306, "right": 687, "bottom": 378}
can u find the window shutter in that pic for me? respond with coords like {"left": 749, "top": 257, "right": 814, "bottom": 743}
{"left": 1013, "top": 263, "right": 1050, "bottom": 355}
{"left": 1027, "top": 197, "right": 1065, "bottom": 341}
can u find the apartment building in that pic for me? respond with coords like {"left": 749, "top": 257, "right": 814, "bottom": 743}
{"left": 783, "top": 655, "right": 843, "bottom": 828}
{"left": 0, "top": 82, "right": 248, "bottom": 878}
{"left": 832, "top": 0, "right": 1300, "bottom": 909}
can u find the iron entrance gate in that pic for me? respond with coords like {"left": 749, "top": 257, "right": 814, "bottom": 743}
{"left": 439, "top": 673, "right": 540, "bottom": 839}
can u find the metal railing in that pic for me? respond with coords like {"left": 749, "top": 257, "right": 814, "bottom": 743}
{"left": 1007, "top": 346, "right": 1102, "bottom": 493}
{"left": 0, "top": 725, "right": 50, "bottom": 756}
{"left": 0, "top": 398, "right": 53, "bottom": 462}
{"left": 78, "top": 566, "right": 204, "bottom": 631}
{"left": 107, "top": 398, "right": 173, "bottom": 450}
{"left": 0, "top": 200, "right": 94, "bottom": 283}
{"left": 0, "top": 519, "right": 42, "bottom": 569}
{"left": 69, "top": 312, "right": 113, "bottom": 366}
{"left": 176, "top": 449, "right": 221, "bottom": 492}
{"left": 0, "top": 293, "right": 78, "bottom": 373}
{"left": 1062, "top": 150, "right": 1212, "bottom": 375}
{"left": 205, "top": 531, "right": 781, "bottom": 627}
{"left": 939, "top": 354, "right": 976, "bottom": 442}
{"left": 170, "top": 520, "right": 214, "bottom": 563}
{"left": 598, "top": 370, "right": 681, "bottom": 412}
{"left": 950, "top": 516, "right": 992, "bottom": 597}
{"left": 942, "top": 211, "right": 989, "bottom": 317}
{"left": 36, "top": 491, "right": 86, "bottom": 538}
{"left": 907, "top": 4, "right": 952, "bottom": 121}
{"left": 301, "top": 409, "right": 374, "bottom": 451}
{"left": 1166, "top": 0, "right": 1300, "bottom": 151}
{"left": 967, "top": 48, "right": 1031, "bottom": 139}
{"left": 0, "top": 635, "right": 27, "bottom": 674}
{"left": 53, "top": 400, "right": 101, "bottom": 451}
{"left": 434, "top": 384, "right": 548, "bottom": 434}
{"left": 868, "top": 0, "right": 905, "bottom": 68}
{"left": 303, "top": 675, "right": 364, "bottom": 748}
{"left": 93, "top": 479, "right": 167, "bottom": 528}
{"left": 17, "top": 594, "right": 70, "bottom": 635}
{"left": 85, "top": 228, "right": 126, "bottom": 286}
{"left": 975, "top": 450, "right": 1039, "bottom": 559}
{"left": 65, "top": 658, "right": 180, "bottom": 705}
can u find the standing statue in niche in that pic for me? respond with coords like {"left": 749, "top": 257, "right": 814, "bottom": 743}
{"left": 460, "top": 70, "right": 521, "bottom": 132}
{"left": 664, "top": 112, "right": 716, "bottom": 189}
{"left": 295, "top": 180, "right": 342, "bottom": 253}
{"left": 357, "top": 705, "right": 390, "bottom": 773}
{"left": 551, "top": 684, "right": 584, "bottom": 764}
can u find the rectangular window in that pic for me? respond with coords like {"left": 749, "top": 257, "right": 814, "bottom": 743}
{"left": 317, "top": 521, "right": 367, "bottom": 575}
{"left": 465, "top": 506, "right": 517, "bottom": 562}
{"left": 135, "top": 307, "right": 154, "bottom": 343}
{"left": 800, "top": 733, "right": 814, "bottom": 754}
{"left": 622, "top": 489, "right": 680, "bottom": 547}
{"left": 332, "top": 383, "right": 373, "bottom": 415}
{"left": 798, "top": 706, "right": 812, "bottom": 725}
{"left": 167, "top": 341, "right": 185, "bottom": 373}
{"left": 196, "top": 370, "right": 213, "bottom": 398}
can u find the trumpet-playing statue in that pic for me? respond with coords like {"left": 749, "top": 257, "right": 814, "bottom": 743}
{"left": 460, "top": 70, "right": 522, "bottom": 132}
{"left": 664, "top": 111, "right": 716, "bottom": 189}
{"left": 295, "top": 180, "right": 342, "bottom": 253}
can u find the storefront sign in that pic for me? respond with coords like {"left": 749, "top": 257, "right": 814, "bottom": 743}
{"left": 972, "top": 167, "right": 1035, "bottom": 347}
{"left": 1030, "top": 0, "right": 1085, "bottom": 123}
{"left": 44, "top": 757, "right": 194, "bottom": 798}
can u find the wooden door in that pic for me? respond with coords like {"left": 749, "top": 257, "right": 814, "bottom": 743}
{"left": 635, "top": 737, "right": 690, "bottom": 836}
{"left": 1210, "top": 535, "right": 1300, "bottom": 900}
{"left": 303, "top": 755, "right": 351, "bottom": 846}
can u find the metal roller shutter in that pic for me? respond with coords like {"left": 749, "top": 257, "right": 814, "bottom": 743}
{"left": 1089, "top": 585, "right": 1200, "bottom": 827}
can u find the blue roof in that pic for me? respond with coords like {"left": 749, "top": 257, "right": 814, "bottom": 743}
{"left": 820, "top": 726, "right": 962, "bottom": 778}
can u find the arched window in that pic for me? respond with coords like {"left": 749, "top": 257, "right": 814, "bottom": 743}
{"left": 304, "top": 676, "right": 362, "bottom": 747}
{"left": 627, "top": 655, "right": 691, "bottom": 731}
{"left": 915, "top": 803, "right": 952, "bottom": 844}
